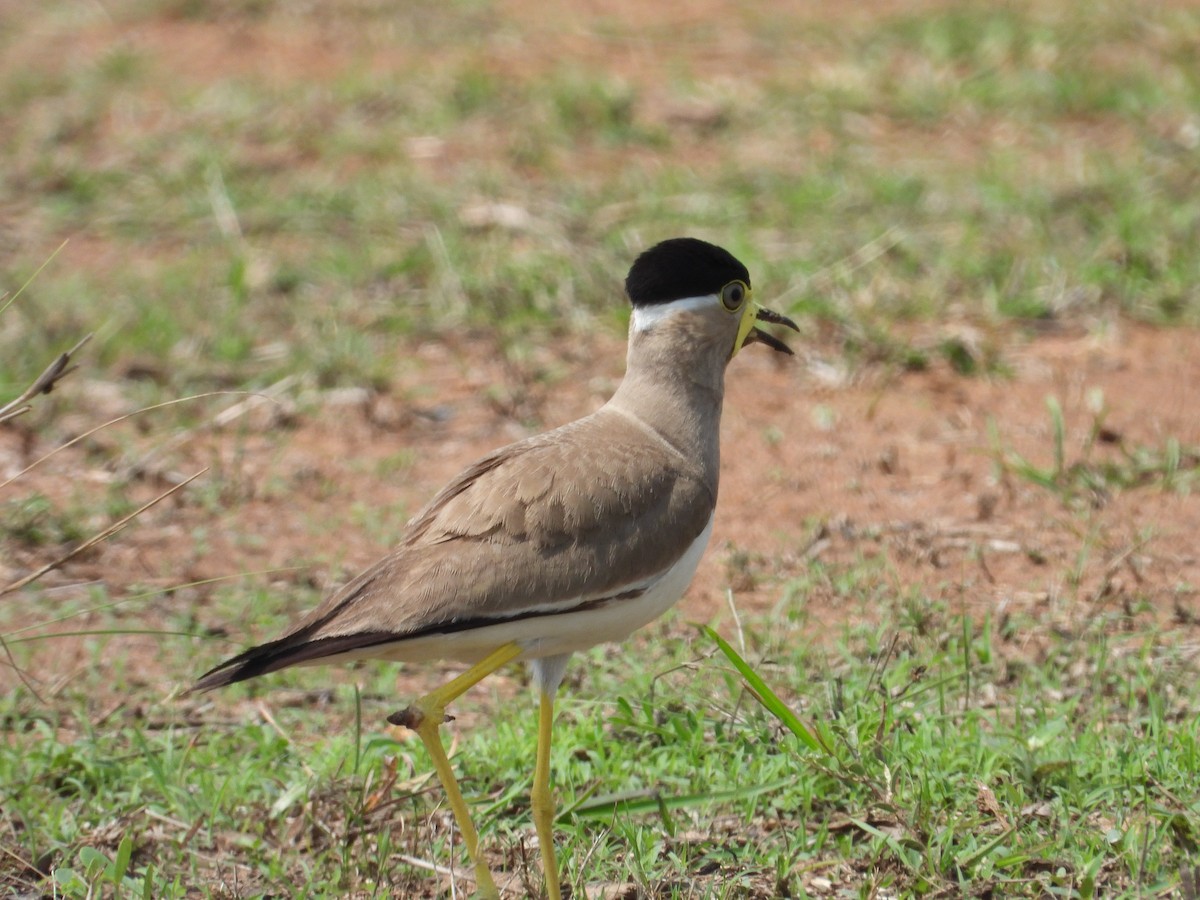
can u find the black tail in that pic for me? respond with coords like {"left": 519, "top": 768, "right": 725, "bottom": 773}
{"left": 190, "top": 629, "right": 399, "bottom": 693}
{"left": 190, "top": 635, "right": 304, "bottom": 692}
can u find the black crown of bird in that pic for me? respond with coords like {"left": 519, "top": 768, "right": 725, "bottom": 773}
{"left": 191, "top": 236, "right": 799, "bottom": 900}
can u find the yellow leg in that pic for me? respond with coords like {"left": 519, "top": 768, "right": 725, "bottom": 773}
{"left": 531, "top": 689, "right": 562, "bottom": 900}
{"left": 387, "top": 643, "right": 524, "bottom": 899}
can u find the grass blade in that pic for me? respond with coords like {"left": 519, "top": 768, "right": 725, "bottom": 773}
{"left": 703, "top": 625, "right": 827, "bottom": 754}
{"left": 566, "top": 778, "right": 793, "bottom": 821}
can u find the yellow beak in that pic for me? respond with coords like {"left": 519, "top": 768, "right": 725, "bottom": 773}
{"left": 732, "top": 298, "right": 800, "bottom": 358}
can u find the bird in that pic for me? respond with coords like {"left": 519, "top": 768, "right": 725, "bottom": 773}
{"left": 191, "top": 237, "right": 798, "bottom": 899}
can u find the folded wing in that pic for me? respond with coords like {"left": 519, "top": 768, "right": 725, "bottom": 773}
{"left": 193, "top": 409, "right": 714, "bottom": 690}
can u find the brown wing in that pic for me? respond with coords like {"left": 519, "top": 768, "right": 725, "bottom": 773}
{"left": 192, "top": 409, "right": 715, "bottom": 689}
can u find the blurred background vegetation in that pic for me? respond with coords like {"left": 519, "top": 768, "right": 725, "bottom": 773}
{"left": 4, "top": 0, "right": 1197, "bottom": 401}
{"left": 3, "top": 1, "right": 1200, "bottom": 896}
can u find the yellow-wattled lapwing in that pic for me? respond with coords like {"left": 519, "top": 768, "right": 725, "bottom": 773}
{"left": 193, "top": 237, "right": 798, "bottom": 898}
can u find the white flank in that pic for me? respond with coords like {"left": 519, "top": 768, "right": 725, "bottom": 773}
{"left": 305, "top": 515, "right": 717, "bottom": 668}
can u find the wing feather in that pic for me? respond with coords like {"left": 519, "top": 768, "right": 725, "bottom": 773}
{"left": 193, "top": 408, "right": 716, "bottom": 689}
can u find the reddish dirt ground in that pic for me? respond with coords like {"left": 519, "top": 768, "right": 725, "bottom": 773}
{"left": 2, "top": 0, "right": 1198, "bottom": 692}
{"left": 3, "top": 321, "right": 1198, "bottom": 694}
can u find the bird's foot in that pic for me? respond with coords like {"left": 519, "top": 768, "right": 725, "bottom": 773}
{"left": 386, "top": 702, "right": 454, "bottom": 732}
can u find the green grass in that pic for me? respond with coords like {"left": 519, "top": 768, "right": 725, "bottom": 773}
{"left": 3, "top": 0, "right": 1200, "bottom": 402}
{"left": 990, "top": 394, "right": 1200, "bottom": 509}
{"left": 3, "top": 592, "right": 1198, "bottom": 897}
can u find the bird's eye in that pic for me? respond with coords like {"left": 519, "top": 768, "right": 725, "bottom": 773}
{"left": 721, "top": 281, "right": 746, "bottom": 311}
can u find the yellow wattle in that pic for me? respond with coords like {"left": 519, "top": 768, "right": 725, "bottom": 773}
{"left": 732, "top": 296, "right": 760, "bottom": 356}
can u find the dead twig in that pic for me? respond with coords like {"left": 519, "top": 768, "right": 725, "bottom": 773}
{"left": 0, "top": 239, "right": 68, "bottom": 318}
{"left": 0, "top": 334, "right": 93, "bottom": 425}
{"left": 0, "top": 392, "right": 245, "bottom": 491}
{"left": 0, "top": 468, "right": 208, "bottom": 697}
{"left": 120, "top": 376, "right": 298, "bottom": 482}
{"left": 0, "top": 467, "right": 208, "bottom": 599}
{"left": 0, "top": 633, "right": 41, "bottom": 702}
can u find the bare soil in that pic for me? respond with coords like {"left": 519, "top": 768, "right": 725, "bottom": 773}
{"left": 3, "top": 321, "right": 1198, "bottom": 695}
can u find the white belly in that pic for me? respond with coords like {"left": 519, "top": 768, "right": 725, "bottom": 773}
{"left": 519, "top": 514, "right": 715, "bottom": 658}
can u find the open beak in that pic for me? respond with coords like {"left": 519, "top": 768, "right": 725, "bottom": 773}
{"left": 734, "top": 301, "right": 800, "bottom": 357}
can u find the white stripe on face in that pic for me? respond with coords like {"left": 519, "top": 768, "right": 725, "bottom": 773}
{"left": 630, "top": 294, "right": 721, "bottom": 333}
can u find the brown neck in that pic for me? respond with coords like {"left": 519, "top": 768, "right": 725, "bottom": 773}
{"left": 604, "top": 315, "right": 728, "bottom": 481}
